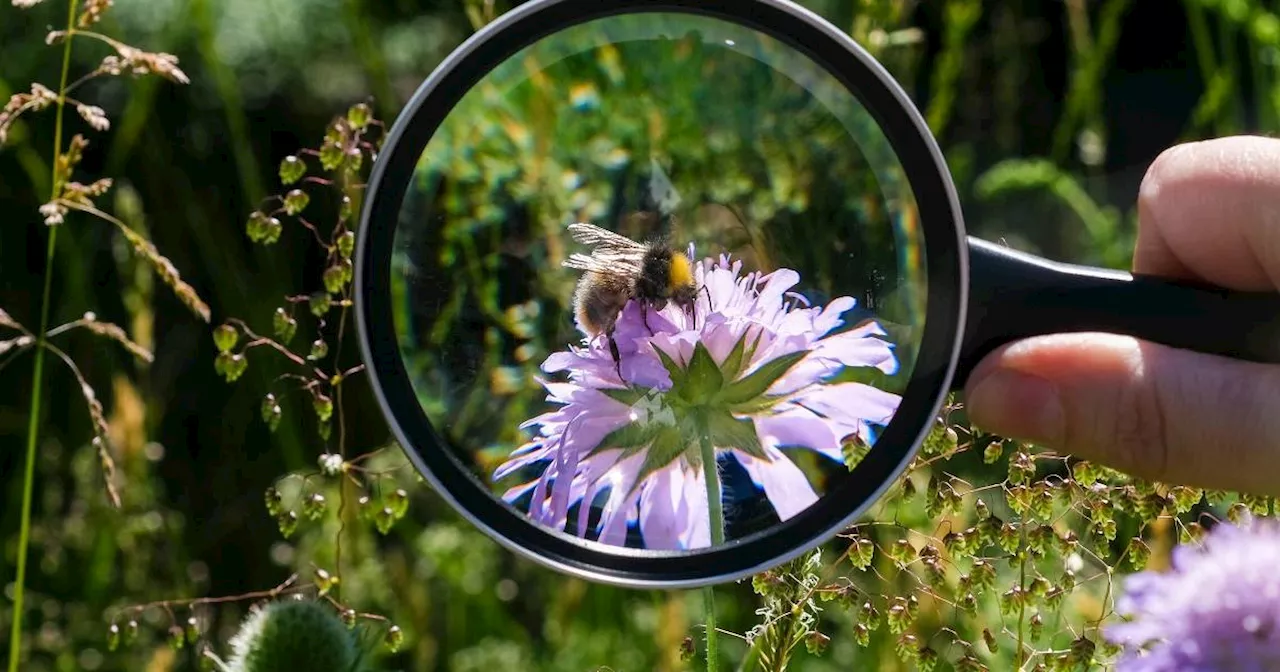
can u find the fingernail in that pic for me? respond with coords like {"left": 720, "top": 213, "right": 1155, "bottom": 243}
{"left": 966, "top": 368, "right": 1065, "bottom": 446}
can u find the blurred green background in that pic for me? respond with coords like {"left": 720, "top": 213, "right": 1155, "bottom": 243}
{"left": 2, "top": 0, "right": 1276, "bottom": 669}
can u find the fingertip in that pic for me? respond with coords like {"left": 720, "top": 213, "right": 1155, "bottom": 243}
{"left": 962, "top": 333, "right": 1280, "bottom": 496}
{"left": 963, "top": 334, "right": 1132, "bottom": 448}
{"left": 964, "top": 365, "right": 1064, "bottom": 447}
{"left": 1133, "top": 135, "right": 1280, "bottom": 290}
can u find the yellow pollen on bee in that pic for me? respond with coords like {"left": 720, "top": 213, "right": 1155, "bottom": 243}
{"left": 667, "top": 254, "right": 694, "bottom": 291}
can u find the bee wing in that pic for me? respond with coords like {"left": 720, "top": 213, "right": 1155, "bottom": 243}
{"left": 567, "top": 222, "right": 648, "bottom": 254}
{"left": 563, "top": 252, "right": 642, "bottom": 275}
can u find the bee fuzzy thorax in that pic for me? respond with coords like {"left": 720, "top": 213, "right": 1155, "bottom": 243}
{"left": 666, "top": 252, "right": 694, "bottom": 295}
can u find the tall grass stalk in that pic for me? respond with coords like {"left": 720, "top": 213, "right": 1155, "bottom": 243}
{"left": 7, "top": 2, "right": 80, "bottom": 670}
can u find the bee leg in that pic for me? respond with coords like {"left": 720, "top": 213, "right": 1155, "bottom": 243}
{"left": 607, "top": 331, "right": 624, "bottom": 382}
{"left": 698, "top": 284, "right": 713, "bottom": 313}
{"left": 641, "top": 303, "right": 654, "bottom": 335}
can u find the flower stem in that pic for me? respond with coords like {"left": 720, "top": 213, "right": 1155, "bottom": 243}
{"left": 699, "top": 432, "right": 725, "bottom": 546}
{"left": 8, "top": 2, "right": 79, "bottom": 670}
{"left": 702, "top": 586, "right": 719, "bottom": 672}
{"left": 698, "top": 427, "right": 723, "bottom": 672}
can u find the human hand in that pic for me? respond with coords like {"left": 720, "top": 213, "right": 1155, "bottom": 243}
{"left": 964, "top": 135, "right": 1280, "bottom": 497}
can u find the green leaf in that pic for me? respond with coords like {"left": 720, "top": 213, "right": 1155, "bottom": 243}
{"left": 718, "top": 327, "right": 751, "bottom": 380}
{"left": 740, "top": 326, "right": 766, "bottom": 366}
{"left": 730, "top": 395, "right": 785, "bottom": 416}
{"left": 652, "top": 345, "right": 687, "bottom": 389}
{"left": 705, "top": 410, "right": 767, "bottom": 460}
{"left": 601, "top": 387, "right": 647, "bottom": 407}
{"left": 595, "top": 420, "right": 662, "bottom": 455}
{"left": 721, "top": 350, "right": 809, "bottom": 406}
{"left": 681, "top": 342, "right": 724, "bottom": 403}
{"left": 627, "top": 425, "right": 692, "bottom": 497}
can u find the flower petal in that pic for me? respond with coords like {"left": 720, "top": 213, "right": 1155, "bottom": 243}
{"left": 594, "top": 451, "right": 647, "bottom": 546}
{"left": 795, "top": 381, "right": 901, "bottom": 428}
{"left": 638, "top": 463, "right": 709, "bottom": 550}
{"left": 620, "top": 346, "right": 673, "bottom": 389}
{"left": 754, "top": 410, "right": 842, "bottom": 461}
{"left": 734, "top": 447, "right": 819, "bottom": 520}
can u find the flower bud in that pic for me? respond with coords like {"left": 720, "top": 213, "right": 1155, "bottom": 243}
{"left": 312, "top": 394, "right": 333, "bottom": 423}
{"left": 318, "top": 453, "right": 344, "bottom": 477}
{"left": 213, "top": 323, "right": 238, "bottom": 352}
{"left": 375, "top": 506, "right": 396, "bottom": 534}
{"left": 384, "top": 625, "right": 404, "bottom": 652}
{"left": 277, "top": 510, "right": 298, "bottom": 539}
{"left": 223, "top": 599, "right": 360, "bottom": 670}
{"left": 854, "top": 622, "right": 871, "bottom": 647}
{"left": 804, "top": 631, "right": 830, "bottom": 655}
{"left": 279, "top": 155, "right": 306, "bottom": 185}
{"left": 320, "top": 142, "right": 343, "bottom": 171}
{"left": 975, "top": 497, "right": 991, "bottom": 520}
{"left": 389, "top": 489, "right": 409, "bottom": 519}
{"left": 309, "top": 291, "right": 331, "bottom": 317}
{"left": 983, "top": 440, "right": 1003, "bottom": 464}
{"left": 215, "top": 352, "right": 247, "bottom": 382}
{"left": 849, "top": 535, "right": 874, "bottom": 570}
{"left": 323, "top": 265, "right": 346, "bottom": 294}
{"left": 336, "top": 230, "right": 355, "bottom": 259}
{"left": 304, "top": 492, "right": 327, "bottom": 521}
{"left": 982, "top": 628, "right": 998, "bottom": 653}
{"left": 347, "top": 103, "right": 372, "bottom": 130}
{"left": 265, "top": 486, "right": 284, "bottom": 516}
{"left": 679, "top": 635, "right": 695, "bottom": 661}
{"left": 1126, "top": 537, "right": 1150, "bottom": 570}
{"left": 273, "top": 307, "right": 297, "bottom": 344}
{"left": 313, "top": 568, "right": 339, "bottom": 596}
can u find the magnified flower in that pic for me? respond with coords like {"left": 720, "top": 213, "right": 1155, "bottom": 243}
{"left": 1105, "top": 516, "right": 1280, "bottom": 671}
{"left": 494, "top": 249, "right": 902, "bottom": 550}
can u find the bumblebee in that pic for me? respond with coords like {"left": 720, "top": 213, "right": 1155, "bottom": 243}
{"left": 562, "top": 221, "right": 698, "bottom": 373}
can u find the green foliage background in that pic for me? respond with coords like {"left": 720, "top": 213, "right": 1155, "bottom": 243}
{"left": 2, "top": 0, "right": 1277, "bottom": 670}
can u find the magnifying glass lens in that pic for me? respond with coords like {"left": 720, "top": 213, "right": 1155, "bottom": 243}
{"left": 386, "top": 10, "right": 932, "bottom": 553}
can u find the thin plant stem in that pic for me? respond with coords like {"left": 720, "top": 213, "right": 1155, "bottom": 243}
{"left": 698, "top": 426, "right": 723, "bottom": 672}
{"left": 703, "top": 586, "right": 719, "bottom": 672}
{"left": 1015, "top": 524, "right": 1029, "bottom": 669}
{"left": 8, "top": 1, "right": 80, "bottom": 669}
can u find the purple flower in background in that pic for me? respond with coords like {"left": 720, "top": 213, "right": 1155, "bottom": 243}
{"left": 493, "top": 249, "right": 902, "bottom": 550}
{"left": 1105, "top": 517, "right": 1280, "bottom": 671}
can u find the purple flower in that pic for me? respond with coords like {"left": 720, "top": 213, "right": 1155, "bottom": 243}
{"left": 1105, "top": 517, "right": 1280, "bottom": 671}
{"left": 493, "top": 249, "right": 902, "bottom": 550}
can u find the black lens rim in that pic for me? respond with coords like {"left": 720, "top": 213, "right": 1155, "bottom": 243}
{"left": 354, "top": 0, "right": 967, "bottom": 588}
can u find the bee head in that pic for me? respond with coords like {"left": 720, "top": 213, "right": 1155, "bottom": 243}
{"left": 638, "top": 244, "right": 697, "bottom": 308}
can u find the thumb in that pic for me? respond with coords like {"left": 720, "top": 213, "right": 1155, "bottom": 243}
{"left": 963, "top": 332, "right": 1280, "bottom": 496}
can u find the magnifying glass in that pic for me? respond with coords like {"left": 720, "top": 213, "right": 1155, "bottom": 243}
{"left": 354, "top": 0, "right": 1280, "bottom": 589}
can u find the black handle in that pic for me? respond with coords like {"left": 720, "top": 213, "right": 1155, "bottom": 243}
{"left": 951, "top": 236, "right": 1280, "bottom": 390}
